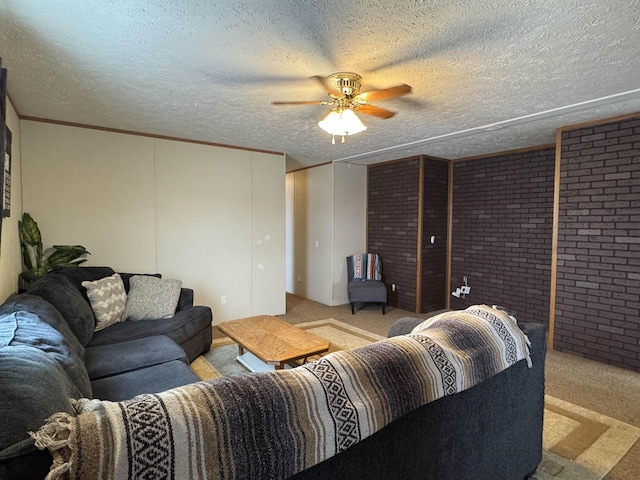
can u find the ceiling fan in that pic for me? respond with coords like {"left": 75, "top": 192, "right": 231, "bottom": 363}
{"left": 272, "top": 72, "right": 412, "bottom": 143}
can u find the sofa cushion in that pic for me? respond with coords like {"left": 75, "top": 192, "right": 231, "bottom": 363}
{"left": 0, "top": 346, "right": 76, "bottom": 461}
{"left": 0, "top": 309, "right": 92, "bottom": 398}
{"left": 118, "top": 272, "right": 161, "bottom": 292}
{"left": 84, "top": 335, "right": 188, "bottom": 380}
{"left": 0, "top": 294, "right": 86, "bottom": 360}
{"left": 88, "top": 306, "right": 213, "bottom": 361}
{"left": 27, "top": 274, "right": 96, "bottom": 346}
{"left": 90, "top": 359, "right": 199, "bottom": 401}
{"left": 176, "top": 288, "right": 194, "bottom": 311}
{"left": 52, "top": 267, "right": 117, "bottom": 303}
{"left": 82, "top": 273, "right": 127, "bottom": 331}
{"left": 123, "top": 275, "right": 182, "bottom": 321}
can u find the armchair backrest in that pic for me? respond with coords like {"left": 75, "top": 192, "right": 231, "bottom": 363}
{"left": 347, "top": 256, "right": 355, "bottom": 282}
{"left": 347, "top": 253, "right": 382, "bottom": 282}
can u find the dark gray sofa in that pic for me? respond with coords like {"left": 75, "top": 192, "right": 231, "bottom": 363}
{"left": 291, "top": 318, "right": 547, "bottom": 480}
{"left": 3, "top": 286, "right": 544, "bottom": 480}
{"left": 0, "top": 267, "right": 213, "bottom": 480}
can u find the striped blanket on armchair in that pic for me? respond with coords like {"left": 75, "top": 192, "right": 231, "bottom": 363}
{"left": 33, "top": 305, "right": 531, "bottom": 480}
{"left": 350, "top": 253, "right": 382, "bottom": 281}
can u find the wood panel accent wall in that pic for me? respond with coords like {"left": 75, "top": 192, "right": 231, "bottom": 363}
{"left": 421, "top": 159, "right": 449, "bottom": 312}
{"left": 367, "top": 158, "right": 420, "bottom": 312}
{"left": 449, "top": 148, "right": 555, "bottom": 326}
{"left": 554, "top": 116, "right": 640, "bottom": 371}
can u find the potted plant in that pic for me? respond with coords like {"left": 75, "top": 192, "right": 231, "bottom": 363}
{"left": 19, "top": 212, "right": 90, "bottom": 288}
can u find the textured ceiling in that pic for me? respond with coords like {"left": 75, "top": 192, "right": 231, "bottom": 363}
{"left": 1, "top": 0, "right": 640, "bottom": 170}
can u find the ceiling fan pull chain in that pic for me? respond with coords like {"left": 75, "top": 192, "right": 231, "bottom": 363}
{"left": 331, "top": 134, "right": 336, "bottom": 145}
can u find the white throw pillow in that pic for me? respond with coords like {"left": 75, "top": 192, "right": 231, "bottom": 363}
{"left": 123, "top": 275, "right": 182, "bottom": 321}
{"left": 82, "top": 273, "right": 127, "bottom": 331}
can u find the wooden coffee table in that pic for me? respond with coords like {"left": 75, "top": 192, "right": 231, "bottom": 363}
{"left": 218, "top": 315, "right": 331, "bottom": 372}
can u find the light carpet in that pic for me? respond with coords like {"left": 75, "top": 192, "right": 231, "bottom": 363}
{"left": 191, "top": 319, "right": 639, "bottom": 479}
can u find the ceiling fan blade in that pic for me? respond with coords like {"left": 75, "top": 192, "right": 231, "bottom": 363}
{"left": 272, "top": 100, "right": 331, "bottom": 105}
{"left": 356, "top": 104, "right": 396, "bottom": 119}
{"left": 318, "top": 110, "right": 331, "bottom": 122}
{"left": 358, "top": 84, "right": 412, "bottom": 102}
{"left": 313, "top": 75, "right": 343, "bottom": 97}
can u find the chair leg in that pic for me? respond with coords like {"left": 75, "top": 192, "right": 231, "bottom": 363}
{"left": 351, "top": 303, "right": 355, "bottom": 314}
{"left": 382, "top": 303, "right": 386, "bottom": 315}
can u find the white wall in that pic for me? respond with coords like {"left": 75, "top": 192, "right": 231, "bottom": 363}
{"left": 21, "top": 122, "right": 157, "bottom": 271}
{"left": 0, "top": 98, "right": 23, "bottom": 301}
{"left": 289, "top": 162, "right": 366, "bottom": 306}
{"left": 332, "top": 162, "right": 367, "bottom": 305}
{"left": 291, "top": 165, "right": 333, "bottom": 304}
{"left": 20, "top": 121, "right": 285, "bottom": 323}
{"left": 285, "top": 172, "right": 295, "bottom": 293}
{"left": 250, "top": 154, "right": 286, "bottom": 315}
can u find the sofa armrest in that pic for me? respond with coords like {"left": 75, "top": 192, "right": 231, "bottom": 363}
{"left": 519, "top": 323, "right": 547, "bottom": 354}
{"left": 177, "top": 288, "right": 194, "bottom": 311}
{"left": 388, "top": 317, "right": 425, "bottom": 337}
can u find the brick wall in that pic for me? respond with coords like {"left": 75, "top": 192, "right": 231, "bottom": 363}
{"left": 555, "top": 116, "right": 640, "bottom": 371}
{"left": 450, "top": 148, "right": 555, "bottom": 326}
{"left": 368, "top": 158, "right": 420, "bottom": 312}
{"left": 421, "top": 159, "right": 449, "bottom": 312}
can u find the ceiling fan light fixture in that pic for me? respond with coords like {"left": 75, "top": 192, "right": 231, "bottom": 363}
{"left": 318, "top": 108, "right": 367, "bottom": 142}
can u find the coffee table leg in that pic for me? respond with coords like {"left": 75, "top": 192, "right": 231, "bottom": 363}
{"left": 238, "top": 345, "right": 244, "bottom": 356}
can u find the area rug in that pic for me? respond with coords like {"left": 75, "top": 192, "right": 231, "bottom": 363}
{"left": 532, "top": 395, "right": 640, "bottom": 480}
{"left": 190, "top": 320, "right": 640, "bottom": 479}
{"left": 190, "top": 318, "right": 385, "bottom": 380}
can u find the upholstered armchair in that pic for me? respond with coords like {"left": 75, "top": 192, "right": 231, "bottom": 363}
{"left": 346, "top": 253, "right": 387, "bottom": 314}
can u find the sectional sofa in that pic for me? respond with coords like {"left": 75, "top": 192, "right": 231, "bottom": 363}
{"left": 28, "top": 308, "right": 546, "bottom": 478}
{"left": 1, "top": 268, "right": 545, "bottom": 480}
{"left": 294, "top": 317, "right": 546, "bottom": 480}
{"left": 0, "top": 267, "right": 213, "bottom": 479}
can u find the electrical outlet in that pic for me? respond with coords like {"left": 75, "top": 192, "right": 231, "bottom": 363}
{"left": 297, "top": 274, "right": 301, "bottom": 282}
{"left": 220, "top": 296, "right": 227, "bottom": 305}
{"left": 392, "top": 283, "right": 396, "bottom": 292}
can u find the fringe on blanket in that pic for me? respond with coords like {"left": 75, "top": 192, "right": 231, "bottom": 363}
{"left": 29, "top": 398, "right": 103, "bottom": 480}
{"left": 29, "top": 412, "right": 73, "bottom": 480}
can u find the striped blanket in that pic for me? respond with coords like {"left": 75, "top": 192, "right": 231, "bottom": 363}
{"left": 33, "top": 305, "right": 531, "bottom": 480}
{"left": 351, "top": 253, "right": 382, "bottom": 281}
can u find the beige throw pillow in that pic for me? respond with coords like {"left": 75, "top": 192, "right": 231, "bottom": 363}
{"left": 82, "top": 273, "right": 127, "bottom": 331}
{"left": 123, "top": 275, "right": 182, "bottom": 321}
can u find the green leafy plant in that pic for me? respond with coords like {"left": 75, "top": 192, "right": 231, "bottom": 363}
{"left": 19, "top": 212, "right": 90, "bottom": 284}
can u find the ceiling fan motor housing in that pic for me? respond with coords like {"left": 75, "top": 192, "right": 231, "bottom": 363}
{"left": 329, "top": 72, "right": 362, "bottom": 98}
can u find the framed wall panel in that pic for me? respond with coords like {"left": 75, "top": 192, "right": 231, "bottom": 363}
{"left": 2, "top": 127, "right": 11, "bottom": 217}
{"left": 0, "top": 61, "right": 7, "bottom": 242}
